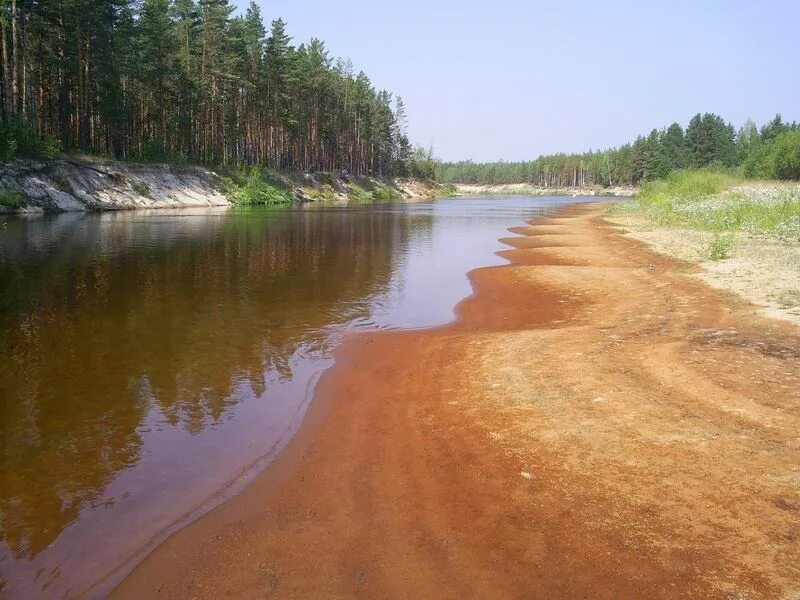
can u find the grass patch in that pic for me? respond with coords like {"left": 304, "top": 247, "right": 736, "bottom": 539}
{"left": 346, "top": 183, "right": 373, "bottom": 203}
{"left": 707, "top": 234, "right": 733, "bottom": 261}
{"left": 645, "top": 169, "right": 738, "bottom": 202}
{"left": 611, "top": 169, "right": 800, "bottom": 239}
{"left": 0, "top": 190, "right": 25, "bottom": 209}
{"left": 439, "top": 183, "right": 458, "bottom": 197}
{"left": 306, "top": 184, "right": 338, "bottom": 202}
{"left": 131, "top": 180, "right": 151, "bottom": 197}
{"left": 222, "top": 167, "right": 293, "bottom": 205}
{"left": 53, "top": 176, "right": 74, "bottom": 194}
{"left": 345, "top": 181, "right": 403, "bottom": 203}
{"left": 372, "top": 185, "right": 401, "bottom": 202}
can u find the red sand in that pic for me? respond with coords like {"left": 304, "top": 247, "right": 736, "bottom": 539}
{"left": 114, "top": 204, "right": 800, "bottom": 599}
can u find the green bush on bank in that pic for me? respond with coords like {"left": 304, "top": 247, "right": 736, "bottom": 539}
{"left": 743, "top": 131, "right": 800, "bottom": 180}
{"left": 222, "top": 167, "right": 293, "bottom": 205}
{"left": 771, "top": 131, "right": 800, "bottom": 180}
{"left": 344, "top": 182, "right": 402, "bottom": 203}
{"left": 372, "top": 185, "right": 401, "bottom": 202}
{"left": 346, "top": 183, "right": 373, "bottom": 203}
{"left": 0, "top": 190, "right": 25, "bottom": 209}
{"left": 439, "top": 183, "right": 458, "bottom": 197}
{"left": 307, "top": 184, "right": 338, "bottom": 201}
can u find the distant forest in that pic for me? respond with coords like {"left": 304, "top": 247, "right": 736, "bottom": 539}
{"left": 0, "top": 0, "right": 422, "bottom": 176}
{"left": 439, "top": 114, "right": 800, "bottom": 186}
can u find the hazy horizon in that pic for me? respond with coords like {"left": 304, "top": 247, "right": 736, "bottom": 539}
{"left": 249, "top": 0, "right": 799, "bottom": 162}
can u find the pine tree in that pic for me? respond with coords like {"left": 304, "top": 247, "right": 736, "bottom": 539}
{"left": 685, "top": 113, "right": 736, "bottom": 168}
{"left": 0, "top": 2, "right": 409, "bottom": 173}
{"left": 760, "top": 114, "right": 787, "bottom": 144}
{"left": 138, "top": 0, "right": 175, "bottom": 156}
{"left": 171, "top": 0, "right": 200, "bottom": 158}
{"left": 660, "top": 122, "right": 687, "bottom": 173}
{"left": 265, "top": 18, "right": 294, "bottom": 166}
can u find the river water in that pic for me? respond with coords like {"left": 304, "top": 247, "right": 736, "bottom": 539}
{"left": 0, "top": 195, "right": 599, "bottom": 597}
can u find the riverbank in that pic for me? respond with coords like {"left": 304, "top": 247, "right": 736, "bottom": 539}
{"left": 114, "top": 203, "right": 800, "bottom": 598}
{"left": 454, "top": 182, "right": 637, "bottom": 197}
{"left": 0, "top": 159, "right": 446, "bottom": 213}
{"left": 608, "top": 176, "right": 800, "bottom": 325}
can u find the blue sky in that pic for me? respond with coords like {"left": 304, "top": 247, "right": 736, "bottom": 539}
{"left": 248, "top": 0, "right": 800, "bottom": 162}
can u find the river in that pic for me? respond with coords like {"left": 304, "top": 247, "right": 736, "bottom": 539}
{"left": 0, "top": 195, "right": 598, "bottom": 597}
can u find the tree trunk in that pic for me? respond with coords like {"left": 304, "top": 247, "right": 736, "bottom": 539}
{"left": 20, "top": 5, "right": 26, "bottom": 118}
{"left": 1, "top": 17, "right": 10, "bottom": 116}
{"left": 57, "top": 3, "right": 69, "bottom": 150}
{"left": 11, "top": 0, "right": 18, "bottom": 114}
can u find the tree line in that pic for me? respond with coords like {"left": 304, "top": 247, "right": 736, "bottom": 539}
{"left": 0, "top": 0, "right": 420, "bottom": 176}
{"left": 438, "top": 113, "right": 800, "bottom": 186}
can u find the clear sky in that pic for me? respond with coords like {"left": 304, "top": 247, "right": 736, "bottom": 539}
{"left": 249, "top": 0, "right": 800, "bottom": 162}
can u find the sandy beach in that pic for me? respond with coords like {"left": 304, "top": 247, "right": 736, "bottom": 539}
{"left": 113, "top": 203, "right": 800, "bottom": 599}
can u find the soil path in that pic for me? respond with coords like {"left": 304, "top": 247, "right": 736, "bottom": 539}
{"left": 114, "top": 204, "right": 800, "bottom": 599}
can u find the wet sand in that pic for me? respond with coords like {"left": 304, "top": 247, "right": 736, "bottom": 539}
{"left": 114, "top": 203, "right": 800, "bottom": 599}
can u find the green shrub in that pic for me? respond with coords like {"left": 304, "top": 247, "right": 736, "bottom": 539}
{"left": 307, "top": 184, "right": 337, "bottom": 201}
{"left": 222, "top": 167, "right": 293, "bottom": 205}
{"left": 372, "top": 185, "right": 400, "bottom": 202}
{"left": 771, "top": 131, "right": 800, "bottom": 181}
{"left": 131, "top": 180, "right": 151, "bottom": 197}
{"left": 346, "top": 183, "right": 373, "bottom": 203}
{"left": 345, "top": 182, "right": 405, "bottom": 203}
{"left": 40, "top": 135, "right": 60, "bottom": 159}
{"left": 440, "top": 183, "right": 458, "bottom": 197}
{"left": 742, "top": 131, "right": 800, "bottom": 181}
{"left": 0, "top": 116, "right": 59, "bottom": 160}
{"left": 409, "top": 147, "right": 438, "bottom": 180}
{"left": 0, "top": 190, "right": 25, "bottom": 209}
{"left": 707, "top": 234, "right": 733, "bottom": 261}
{"left": 742, "top": 144, "right": 772, "bottom": 179}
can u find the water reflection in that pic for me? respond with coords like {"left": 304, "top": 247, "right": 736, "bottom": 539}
{"left": 0, "top": 196, "right": 589, "bottom": 597}
{"left": 0, "top": 205, "right": 431, "bottom": 595}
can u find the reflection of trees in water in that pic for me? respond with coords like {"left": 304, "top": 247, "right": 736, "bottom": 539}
{"left": 0, "top": 207, "right": 432, "bottom": 559}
